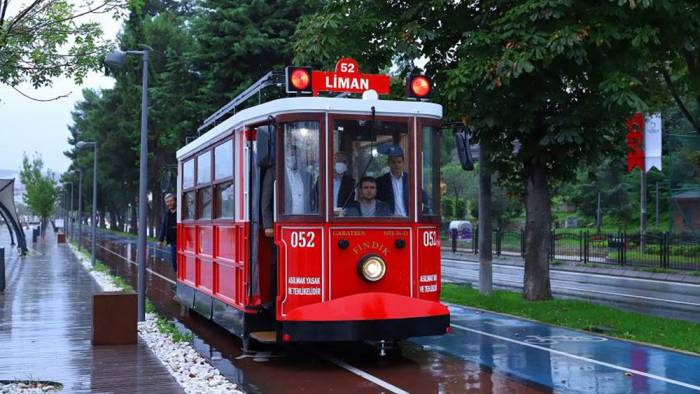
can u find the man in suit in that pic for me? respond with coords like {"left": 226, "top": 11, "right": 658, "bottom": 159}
{"left": 332, "top": 151, "right": 355, "bottom": 210}
{"left": 376, "top": 146, "right": 409, "bottom": 216}
{"left": 284, "top": 145, "right": 315, "bottom": 215}
{"left": 346, "top": 177, "right": 391, "bottom": 217}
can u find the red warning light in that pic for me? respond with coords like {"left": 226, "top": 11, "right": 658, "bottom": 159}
{"left": 286, "top": 66, "right": 313, "bottom": 94}
{"left": 291, "top": 69, "right": 310, "bottom": 90}
{"left": 282, "top": 333, "right": 291, "bottom": 342}
{"left": 409, "top": 75, "right": 431, "bottom": 98}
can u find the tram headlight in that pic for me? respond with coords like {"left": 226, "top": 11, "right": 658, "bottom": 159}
{"left": 358, "top": 255, "right": 386, "bottom": 282}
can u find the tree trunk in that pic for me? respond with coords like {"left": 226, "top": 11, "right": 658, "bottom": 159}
{"left": 523, "top": 160, "right": 553, "bottom": 300}
{"left": 109, "top": 209, "right": 118, "bottom": 230}
{"left": 478, "top": 145, "right": 493, "bottom": 295}
{"left": 130, "top": 199, "right": 138, "bottom": 234}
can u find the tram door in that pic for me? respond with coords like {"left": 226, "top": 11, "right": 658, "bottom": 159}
{"left": 251, "top": 125, "right": 276, "bottom": 315}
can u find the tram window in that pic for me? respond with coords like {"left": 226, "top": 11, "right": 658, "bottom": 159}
{"left": 282, "top": 121, "right": 320, "bottom": 215}
{"left": 197, "top": 151, "right": 211, "bottom": 185}
{"left": 183, "top": 159, "right": 194, "bottom": 189}
{"left": 421, "top": 126, "right": 439, "bottom": 216}
{"left": 214, "top": 141, "right": 233, "bottom": 180}
{"left": 215, "top": 181, "right": 234, "bottom": 218}
{"left": 332, "top": 119, "right": 409, "bottom": 217}
{"left": 197, "top": 187, "right": 212, "bottom": 219}
{"left": 183, "top": 191, "right": 195, "bottom": 220}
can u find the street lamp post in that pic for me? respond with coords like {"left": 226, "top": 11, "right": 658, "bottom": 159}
{"left": 77, "top": 141, "right": 98, "bottom": 267}
{"left": 78, "top": 169, "right": 83, "bottom": 251}
{"left": 105, "top": 47, "right": 150, "bottom": 321}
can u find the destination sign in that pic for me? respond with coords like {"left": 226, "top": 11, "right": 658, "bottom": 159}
{"left": 312, "top": 58, "right": 390, "bottom": 96}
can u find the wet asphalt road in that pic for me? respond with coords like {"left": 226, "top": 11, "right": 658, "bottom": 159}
{"left": 442, "top": 258, "right": 700, "bottom": 323}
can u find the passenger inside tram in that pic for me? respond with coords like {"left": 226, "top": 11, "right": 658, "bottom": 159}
{"left": 376, "top": 146, "right": 409, "bottom": 217}
{"left": 332, "top": 151, "right": 355, "bottom": 209}
{"left": 345, "top": 177, "right": 391, "bottom": 217}
{"left": 284, "top": 144, "right": 315, "bottom": 215}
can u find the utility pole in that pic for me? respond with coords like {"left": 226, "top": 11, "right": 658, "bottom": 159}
{"left": 596, "top": 192, "right": 602, "bottom": 233}
{"left": 478, "top": 144, "right": 492, "bottom": 294}
{"left": 655, "top": 181, "right": 660, "bottom": 228}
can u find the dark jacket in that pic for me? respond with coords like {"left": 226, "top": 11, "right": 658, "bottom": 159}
{"left": 158, "top": 209, "right": 177, "bottom": 245}
{"left": 345, "top": 200, "right": 391, "bottom": 217}
{"left": 333, "top": 173, "right": 356, "bottom": 209}
{"left": 376, "top": 172, "right": 409, "bottom": 215}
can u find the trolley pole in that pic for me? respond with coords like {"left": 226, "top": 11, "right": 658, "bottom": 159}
{"left": 478, "top": 144, "right": 492, "bottom": 295}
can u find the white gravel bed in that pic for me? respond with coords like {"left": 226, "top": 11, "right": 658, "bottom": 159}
{"left": 0, "top": 382, "right": 61, "bottom": 393}
{"left": 67, "top": 244, "right": 243, "bottom": 394}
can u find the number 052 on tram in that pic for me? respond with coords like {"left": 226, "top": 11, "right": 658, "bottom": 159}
{"left": 174, "top": 60, "right": 450, "bottom": 345}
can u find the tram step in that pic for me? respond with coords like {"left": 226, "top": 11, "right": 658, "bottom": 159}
{"left": 250, "top": 331, "right": 277, "bottom": 343}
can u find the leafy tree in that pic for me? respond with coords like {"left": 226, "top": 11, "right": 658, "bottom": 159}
{"left": 293, "top": 0, "right": 684, "bottom": 300}
{"left": 191, "top": 0, "right": 317, "bottom": 111}
{"left": 0, "top": 0, "right": 125, "bottom": 92}
{"left": 20, "top": 153, "right": 58, "bottom": 235}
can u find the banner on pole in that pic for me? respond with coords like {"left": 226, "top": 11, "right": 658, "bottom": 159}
{"left": 644, "top": 113, "right": 662, "bottom": 172}
{"left": 626, "top": 113, "right": 645, "bottom": 172}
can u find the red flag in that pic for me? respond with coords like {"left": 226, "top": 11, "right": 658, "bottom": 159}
{"left": 626, "top": 113, "right": 645, "bottom": 172}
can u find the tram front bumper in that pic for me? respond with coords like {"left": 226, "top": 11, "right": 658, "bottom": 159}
{"left": 279, "top": 292, "right": 450, "bottom": 342}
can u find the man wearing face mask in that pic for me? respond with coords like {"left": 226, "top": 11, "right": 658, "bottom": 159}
{"left": 332, "top": 151, "right": 355, "bottom": 209}
{"left": 284, "top": 145, "right": 314, "bottom": 214}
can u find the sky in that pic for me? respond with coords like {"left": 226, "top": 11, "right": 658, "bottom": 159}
{"left": 0, "top": 6, "right": 122, "bottom": 176}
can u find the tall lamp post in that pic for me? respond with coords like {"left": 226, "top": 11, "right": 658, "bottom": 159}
{"left": 77, "top": 141, "right": 98, "bottom": 266}
{"left": 105, "top": 47, "right": 150, "bottom": 321}
{"left": 77, "top": 169, "right": 83, "bottom": 251}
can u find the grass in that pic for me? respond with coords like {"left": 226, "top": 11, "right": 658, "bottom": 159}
{"left": 441, "top": 283, "right": 700, "bottom": 355}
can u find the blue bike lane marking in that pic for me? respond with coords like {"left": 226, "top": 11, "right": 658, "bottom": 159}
{"left": 411, "top": 304, "right": 700, "bottom": 393}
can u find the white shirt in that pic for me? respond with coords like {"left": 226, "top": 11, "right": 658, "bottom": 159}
{"left": 391, "top": 173, "right": 407, "bottom": 216}
{"left": 287, "top": 169, "right": 305, "bottom": 214}
{"left": 333, "top": 177, "right": 341, "bottom": 208}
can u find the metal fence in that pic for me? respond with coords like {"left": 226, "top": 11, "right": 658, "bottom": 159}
{"left": 447, "top": 229, "right": 700, "bottom": 271}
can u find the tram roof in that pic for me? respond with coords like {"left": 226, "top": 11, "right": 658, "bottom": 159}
{"left": 177, "top": 96, "right": 442, "bottom": 160}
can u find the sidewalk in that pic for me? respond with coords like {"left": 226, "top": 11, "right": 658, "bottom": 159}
{"left": 0, "top": 227, "right": 183, "bottom": 393}
{"left": 442, "top": 248, "right": 700, "bottom": 284}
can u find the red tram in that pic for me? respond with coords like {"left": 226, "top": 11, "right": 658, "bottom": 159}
{"left": 174, "top": 59, "right": 449, "bottom": 346}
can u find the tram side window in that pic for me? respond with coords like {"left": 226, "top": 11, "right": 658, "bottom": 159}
{"left": 183, "top": 159, "right": 194, "bottom": 189}
{"left": 282, "top": 121, "right": 319, "bottom": 215}
{"left": 183, "top": 191, "right": 195, "bottom": 220}
{"left": 196, "top": 151, "right": 212, "bottom": 219}
{"left": 214, "top": 140, "right": 234, "bottom": 218}
{"left": 182, "top": 159, "right": 195, "bottom": 220}
{"left": 197, "top": 187, "right": 212, "bottom": 219}
{"left": 421, "top": 126, "right": 439, "bottom": 216}
{"left": 332, "top": 119, "right": 409, "bottom": 218}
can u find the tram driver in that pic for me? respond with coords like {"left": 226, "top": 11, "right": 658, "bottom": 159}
{"left": 346, "top": 177, "right": 391, "bottom": 217}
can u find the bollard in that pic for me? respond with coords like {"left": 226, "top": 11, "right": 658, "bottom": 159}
{"left": 451, "top": 229, "right": 458, "bottom": 253}
{"left": 32, "top": 228, "right": 38, "bottom": 243}
{"left": 0, "top": 247, "right": 4, "bottom": 292}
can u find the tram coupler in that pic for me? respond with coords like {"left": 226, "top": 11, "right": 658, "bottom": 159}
{"left": 367, "top": 339, "right": 395, "bottom": 357}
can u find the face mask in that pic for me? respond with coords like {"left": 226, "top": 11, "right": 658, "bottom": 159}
{"left": 286, "top": 156, "right": 297, "bottom": 169}
{"left": 335, "top": 162, "right": 347, "bottom": 174}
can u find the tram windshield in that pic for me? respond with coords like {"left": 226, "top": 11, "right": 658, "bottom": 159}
{"left": 332, "top": 119, "right": 410, "bottom": 218}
